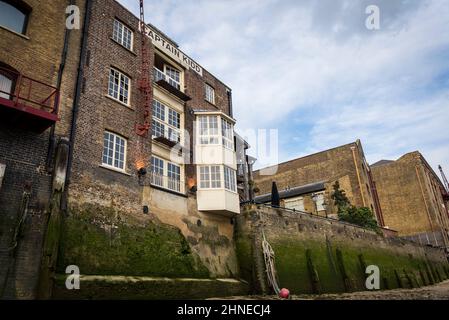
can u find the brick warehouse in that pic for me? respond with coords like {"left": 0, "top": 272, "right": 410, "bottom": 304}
{"left": 0, "top": 0, "right": 250, "bottom": 299}
{"left": 252, "top": 140, "right": 385, "bottom": 225}
{"left": 0, "top": 0, "right": 85, "bottom": 299}
{"left": 371, "top": 152, "right": 449, "bottom": 250}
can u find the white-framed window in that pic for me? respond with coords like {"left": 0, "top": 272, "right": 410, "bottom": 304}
{"left": 168, "top": 162, "right": 181, "bottom": 192}
{"left": 205, "top": 83, "right": 215, "bottom": 104}
{"left": 150, "top": 156, "right": 164, "bottom": 187}
{"left": 108, "top": 68, "right": 130, "bottom": 105}
{"left": 153, "top": 99, "right": 165, "bottom": 121}
{"left": 198, "top": 115, "right": 219, "bottom": 144}
{"left": 164, "top": 65, "right": 181, "bottom": 90}
{"left": 102, "top": 131, "right": 127, "bottom": 170}
{"left": 284, "top": 196, "right": 305, "bottom": 211}
{"left": 112, "top": 19, "right": 133, "bottom": 50}
{"left": 151, "top": 156, "right": 183, "bottom": 193}
{"left": 221, "top": 118, "right": 234, "bottom": 149}
{"left": 224, "top": 166, "right": 237, "bottom": 192}
{"left": 168, "top": 108, "right": 180, "bottom": 128}
{"left": 151, "top": 99, "right": 181, "bottom": 143}
{"left": 199, "top": 165, "right": 221, "bottom": 189}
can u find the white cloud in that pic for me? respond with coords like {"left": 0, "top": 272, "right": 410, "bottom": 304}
{"left": 119, "top": 0, "right": 449, "bottom": 178}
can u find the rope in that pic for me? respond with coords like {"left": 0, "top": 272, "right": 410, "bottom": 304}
{"left": 261, "top": 228, "right": 280, "bottom": 294}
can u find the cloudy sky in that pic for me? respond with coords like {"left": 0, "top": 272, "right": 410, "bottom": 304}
{"left": 119, "top": 0, "right": 449, "bottom": 177}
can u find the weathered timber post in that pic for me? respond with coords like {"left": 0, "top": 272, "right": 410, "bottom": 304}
{"left": 37, "top": 138, "right": 69, "bottom": 299}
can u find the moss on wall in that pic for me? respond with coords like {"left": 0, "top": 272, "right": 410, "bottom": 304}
{"left": 250, "top": 238, "right": 445, "bottom": 295}
{"left": 235, "top": 207, "right": 449, "bottom": 295}
{"left": 57, "top": 204, "right": 209, "bottom": 278}
{"left": 52, "top": 275, "right": 249, "bottom": 300}
{"left": 235, "top": 236, "right": 253, "bottom": 283}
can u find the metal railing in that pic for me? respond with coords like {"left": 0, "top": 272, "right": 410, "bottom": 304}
{"left": 152, "top": 121, "right": 181, "bottom": 144}
{"left": 153, "top": 67, "right": 181, "bottom": 91}
{"left": 0, "top": 66, "right": 59, "bottom": 114}
{"left": 150, "top": 172, "right": 184, "bottom": 194}
{"left": 242, "top": 201, "right": 400, "bottom": 236}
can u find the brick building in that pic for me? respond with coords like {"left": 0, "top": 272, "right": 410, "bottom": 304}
{"left": 0, "top": 0, "right": 85, "bottom": 299}
{"left": 371, "top": 152, "right": 449, "bottom": 250}
{"left": 253, "top": 140, "right": 384, "bottom": 225}
{"left": 0, "top": 0, "right": 248, "bottom": 300}
{"left": 58, "top": 0, "right": 243, "bottom": 290}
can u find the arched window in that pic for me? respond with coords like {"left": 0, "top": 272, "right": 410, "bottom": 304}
{"left": 0, "top": 62, "right": 18, "bottom": 100}
{"left": 0, "top": 0, "right": 31, "bottom": 35}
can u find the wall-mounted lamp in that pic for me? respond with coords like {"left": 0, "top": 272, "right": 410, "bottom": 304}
{"left": 138, "top": 167, "right": 147, "bottom": 178}
{"left": 190, "top": 185, "right": 197, "bottom": 193}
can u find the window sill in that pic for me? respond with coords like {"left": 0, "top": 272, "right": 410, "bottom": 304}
{"left": 198, "top": 187, "right": 238, "bottom": 194}
{"left": 104, "top": 94, "right": 134, "bottom": 110}
{"left": 150, "top": 183, "right": 187, "bottom": 197}
{"left": 110, "top": 37, "right": 137, "bottom": 56}
{"left": 0, "top": 25, "right": 30, "bottom": 40}
{"left": 99, "top": 164, "right": 131, "bottom": 176}
{"left": 204, "top": 99, "right": 219, "bottom": 109}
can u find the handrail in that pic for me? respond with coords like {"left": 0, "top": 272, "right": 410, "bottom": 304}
{"left": 0, "top": 66, "right": 59, "bottom": 114}
{"left": 150, "top": 171, "right": 185, "bottom": 193}
{"left": 153, "top": 67, "right": 181, "bottom": 91}
{"left": 152, "top": 119, "right": 181, "bottom": 143}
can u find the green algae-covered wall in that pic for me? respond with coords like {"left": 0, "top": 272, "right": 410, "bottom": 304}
{"left": 236, "top": 205, "right": 449, "bottom": 295}
{"left": 57, "top": 204, "right": 209, "bottom": 278}
{"left": 52, "top": 275, "right": 248, "bottom": 300}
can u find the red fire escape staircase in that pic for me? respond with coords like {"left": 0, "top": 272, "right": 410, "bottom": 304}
{"left": 135, "top": 0, "right": 151, "bottom": 137}
{"left": 0, "top": 66, "right": 59, "bottom": 133}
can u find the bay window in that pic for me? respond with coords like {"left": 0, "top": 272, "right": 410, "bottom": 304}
{"left": 199, "top": 165, "right": 221, "bottom": 189}
{"left": 198, "top": 115, "right": 219, "bottom": 144}
{"left": 224, "top": 166, "right": 236, "bottom": 192}
{"left": 221, "top": 118, "right": 234, "bottom": 149}
{"left": 198, "top": 115, "right": 234, "bottom": 149}
{"left": 199, "top": 165, "right": 237, "bottom": 193}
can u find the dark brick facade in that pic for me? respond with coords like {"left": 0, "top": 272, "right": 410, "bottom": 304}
{"left": 0, "top": 0, "right": 85, "bottom": 299}
{"left": 68, "top": 0, "right": 234, "bottom": 216}
{"left": 1, "top": 0, "right": 238, "bottom": 299}
{"left": 67, "top": 0, "right": 153, "bottom": 217}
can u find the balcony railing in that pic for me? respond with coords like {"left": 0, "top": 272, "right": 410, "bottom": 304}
{"left": 150, "top": 172, "right": 185, "bottom": 194}
{"left": 153, "top": 67, "right": 181, "bottom": 90}
{"left": 0, "top": 66, "right": 59, "bottom": 114}
{"left": 152, "top": 67, "right": 191, "bottom": 102}
{"left": 152, "top": 120, "right": 181, "bottom": 147}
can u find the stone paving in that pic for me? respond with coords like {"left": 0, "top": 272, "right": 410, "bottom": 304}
{"left": 210, "top": 280, "right": 449, "bottom": 300}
